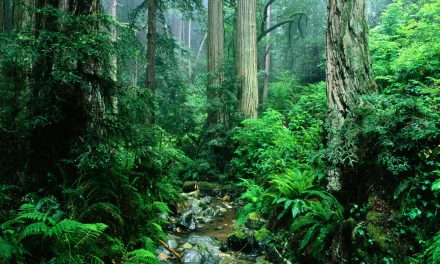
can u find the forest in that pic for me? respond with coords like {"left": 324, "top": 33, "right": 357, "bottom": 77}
{"left": 0, "top": 0, "right": 439, "bottom": 263}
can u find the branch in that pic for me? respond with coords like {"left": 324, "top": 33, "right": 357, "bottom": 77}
{"left": 257, "top": 12, "right": 308, "bottom": 43}
{"left": 261, "top": 0, "right": 276, "bottom": 34}
{"left": 159, "top": 240, "right": 182, "bottom": 259}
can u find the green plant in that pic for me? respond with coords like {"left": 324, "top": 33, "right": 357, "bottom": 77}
{"left": 0, "top": 197, "right": 110, "bottom": 263}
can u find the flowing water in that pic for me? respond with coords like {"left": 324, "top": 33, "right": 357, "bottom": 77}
{"left": 157, "top": 194, "right": 270, "bottom": 264}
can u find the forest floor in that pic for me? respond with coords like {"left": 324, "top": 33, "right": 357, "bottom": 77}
{"left": 156, "top": 184, "right": 271, "bottom": 264}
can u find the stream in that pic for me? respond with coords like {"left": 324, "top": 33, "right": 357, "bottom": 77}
{"left": 156, "top": 184, "right": 272, "bottom": 264}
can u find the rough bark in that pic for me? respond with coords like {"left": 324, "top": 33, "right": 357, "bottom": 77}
{"left": 237, "top": 0, "right": 258, "bottom": 119}
{"left": 109, "top": 0, "right": 118, "bottom": 114}
{"left": 207, "top": 0, "right": 225, "bottom": 126}
{"left": 262, "top": 4, "right": 271, "bottom": 110}
{"left": 326, "top": 0, "right": 377, "bottom": 191}
{"left": 146, "top": 0, "right": 157, "bottom": 94}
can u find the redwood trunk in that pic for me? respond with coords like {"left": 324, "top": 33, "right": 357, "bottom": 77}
{"left": 237, "top": 0, "right": 258, "bottom": 119}
{"left": 207, "top": 0, "right": 225, "bottom": 126}
{"left": 326, "top": 0, "right": 377, "bottom": 190}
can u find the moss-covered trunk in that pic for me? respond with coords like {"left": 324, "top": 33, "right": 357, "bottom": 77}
{"left": 325, "top": 0, "right": 377, "bottom": 191}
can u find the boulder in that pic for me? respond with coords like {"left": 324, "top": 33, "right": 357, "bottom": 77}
{"left": 182, "top": 250, "right": 202, "bottom": 264}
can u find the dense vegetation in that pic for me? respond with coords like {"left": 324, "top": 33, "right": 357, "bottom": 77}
{"left": 0, "top": 0, "right": 438, "bottom": 263}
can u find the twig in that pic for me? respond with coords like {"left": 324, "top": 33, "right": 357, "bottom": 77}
{"left": 159, "top": 239, "right": 182, "bottom": 259}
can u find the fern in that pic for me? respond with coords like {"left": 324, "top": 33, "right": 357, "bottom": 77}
{"left": 123, "top": 249, "right": 159, "bottom": 264}
{"left": 290, "top": 195, "right": 345, "bottom": 261}
{"left": 424, "top": 231, "right": 440, "bottom": 264}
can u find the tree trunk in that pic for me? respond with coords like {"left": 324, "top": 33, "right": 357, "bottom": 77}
{"left": 146, "top": 0, "right": 157, "bottom": 94}
{"left": 188, "top": 19, "right": 192, "bottom": 80}
{"left": 237, "top": 0, "right": 258, "bottom": 119}
{"left": 262, "top": 4, "right": 271, "bottom": 110}
{"left": 326, "top": 0, "right": 377, "bottom": 191}
{"left": 146, "top": 0, "right": 157, "bottom": 123}
{"left": 109, "top": 0, "right": 118, "bottom": 114}
{"left": 207, "top": 0, "right": 225, "bottom": 126}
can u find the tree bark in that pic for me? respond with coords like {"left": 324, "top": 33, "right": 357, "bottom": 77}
{"left": 207, "top": 0, "right": 225, "bottom": 126}
{"left": 146, "top": 0, "right": 157, "bottom": 94}
{"left": 262, "top": 4, "right": 271, "bottom": 110}
{"left": 188, "top": 19, "right": 192, "bottom": 80}
{"left": 237, "top": 0, "right": 258, "bottom": 119}
{"left": 326, "top": 0, "right": 377, "bottom": 191}
{"left": 109, "top": 0, "right": 118, "bottom": 114}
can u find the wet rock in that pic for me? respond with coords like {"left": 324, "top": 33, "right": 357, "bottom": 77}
{"left": 167, "top": 238, "right": 179, "bottom": 250}
{"left": 182, "top": 243, "right": 193, "bottom": 249}
{"left": 179, "top": 210, "right": 198, "bottom": 230}
{"left": 182, "top": 250, "right": 202, "bottom": 263}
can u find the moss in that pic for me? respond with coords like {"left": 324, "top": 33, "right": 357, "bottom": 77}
{"left": 229, "top": 229, "right": 246, "bottom": 239}
{"left": 254, "top": 228, "right": 271, "bottom": 243}
{"left": 366, "top": 222, "right": 389, "bottom": 250}
{"left": 366, "top": 211, "right": 382, "bottom": 223}
{"left": 248, "top": 212, "right": 260, "bottom": 221}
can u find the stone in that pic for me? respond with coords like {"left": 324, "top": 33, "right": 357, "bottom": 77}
{"left": 182, "top": 250, "right": 202, "bottom": 264}
{"left": 226, "top": 228, "right": 256, "bottom": 253}
{"left": 182, "top": 243, "right": 193, "bottom": 249}
{"left": 179, "top": 210, "right": 198, "bottom": 230}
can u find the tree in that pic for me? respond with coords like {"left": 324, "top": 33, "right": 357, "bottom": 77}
{"left": 110, "top": 0, "right": 118, "bottom": 114}
{"left": 237, "top": 0, "right": 258, "bottom": 119}
{"left": 325, "top": 0, "right": 377, "bottom": 190}
{"left": 207, "top": 0, "right": 225, "bottom": 126}
{"left": 262, "top": 3, "right": 271, "bottom": 109}
{"left": 146, "top": 0, "right": 157, "bottom": 123}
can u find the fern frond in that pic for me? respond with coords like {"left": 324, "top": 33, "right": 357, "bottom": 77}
{"left": 300, "top": 224, "right": 320, "bottom": 250}
{"left": 20, "top": 222, "right": 49, "bottom": 239}
{"left": 425, "top": 231, "right": 440, "bottom": 263}
{"left": 152, "top": 201, "right": 171, "bottom": 214}
{"left": 123, "top": 249, "right": 159, "bottom": 264}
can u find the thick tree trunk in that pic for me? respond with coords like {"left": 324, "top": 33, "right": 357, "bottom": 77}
{"left": 207, "top": 0, "right": 225, "bottom": 126}
{"left": 237, "top": 0, "right": 258, "bottom": 119}
{"left": 146, "top": 0, "right": 157, "bottom": 94}
{"left": 146, "top": 0, "right": 157, "bottom": 123}
{"left": 262, "top": 5, "right": 271, "bottom": 110}
{"left": 109, "top": 0, "right": 118, "bottom": 114}
{"left": 326, "top": 0, "right": 377, "bottom": 190}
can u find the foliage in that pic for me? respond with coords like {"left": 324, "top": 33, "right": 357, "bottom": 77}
{"left": 0, "top": 197, "right": 111, "bottom": 263}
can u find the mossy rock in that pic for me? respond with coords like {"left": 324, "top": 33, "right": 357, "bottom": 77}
{"left": 227, "top": 228, "right": 256, "bottom": 253}
{"left": 183, "top": 181, "right": 222, "bottom": 195}
{"left": 245, "top": 212, "right": 265, "bottom": 230}
{"left": 254, "top": 228, "right": 271, "bottom": 246}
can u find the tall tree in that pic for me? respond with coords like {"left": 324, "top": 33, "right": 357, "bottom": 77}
{"left": 237, "top": 0, "right": 258, "bottom": 119}
{"left": 28, "top": 0, "right": 106, "bottom": 191}
{"left": 262, "top": 4, "right": 271, "bottom": 109}
{"left": 326, "top": 0, "right": 377, "bottom": 190}
{"left": 146, "top": 0, "right": 157, "bottom": 123}
{"left": 207, "top": 0, "right": 225, "bottom": 126}
{"left": 146, "top": 0, "right": 157, "bottom": 94}
{"left": 110, "top": 0, "right": 118, "bottom": 114}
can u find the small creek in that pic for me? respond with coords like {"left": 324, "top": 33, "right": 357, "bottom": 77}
{"left": 157, "top": 190, "right": 271, "bottom": 264}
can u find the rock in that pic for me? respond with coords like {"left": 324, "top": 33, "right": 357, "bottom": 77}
{"left": 227, "top": 228, "right": 256, "bottom": 253}
{"left": 254, "top": 228, "right": 271, "bottom": 247}
{"left": 158, "top": 252, "right": 171, "bottom": 261}
{"left": 182, "top": 243, "right": 193, "bottom": 249}
{"left": 183, "top": 181, "right": 222, "bottom": 195}
{"left": 167, "top": 238, "right": 179, "bottom": 250}
{"left": 244, "top": 212, "right": 265, "bottom": 230}
{"left": 179, "top": 210, "right": 198, "bottom": 230}
{"left": 222, "top": 194, "right": 231, "bottom": 202}
{"left": 182, "top": 250, "right": 202, "bottom": 264}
